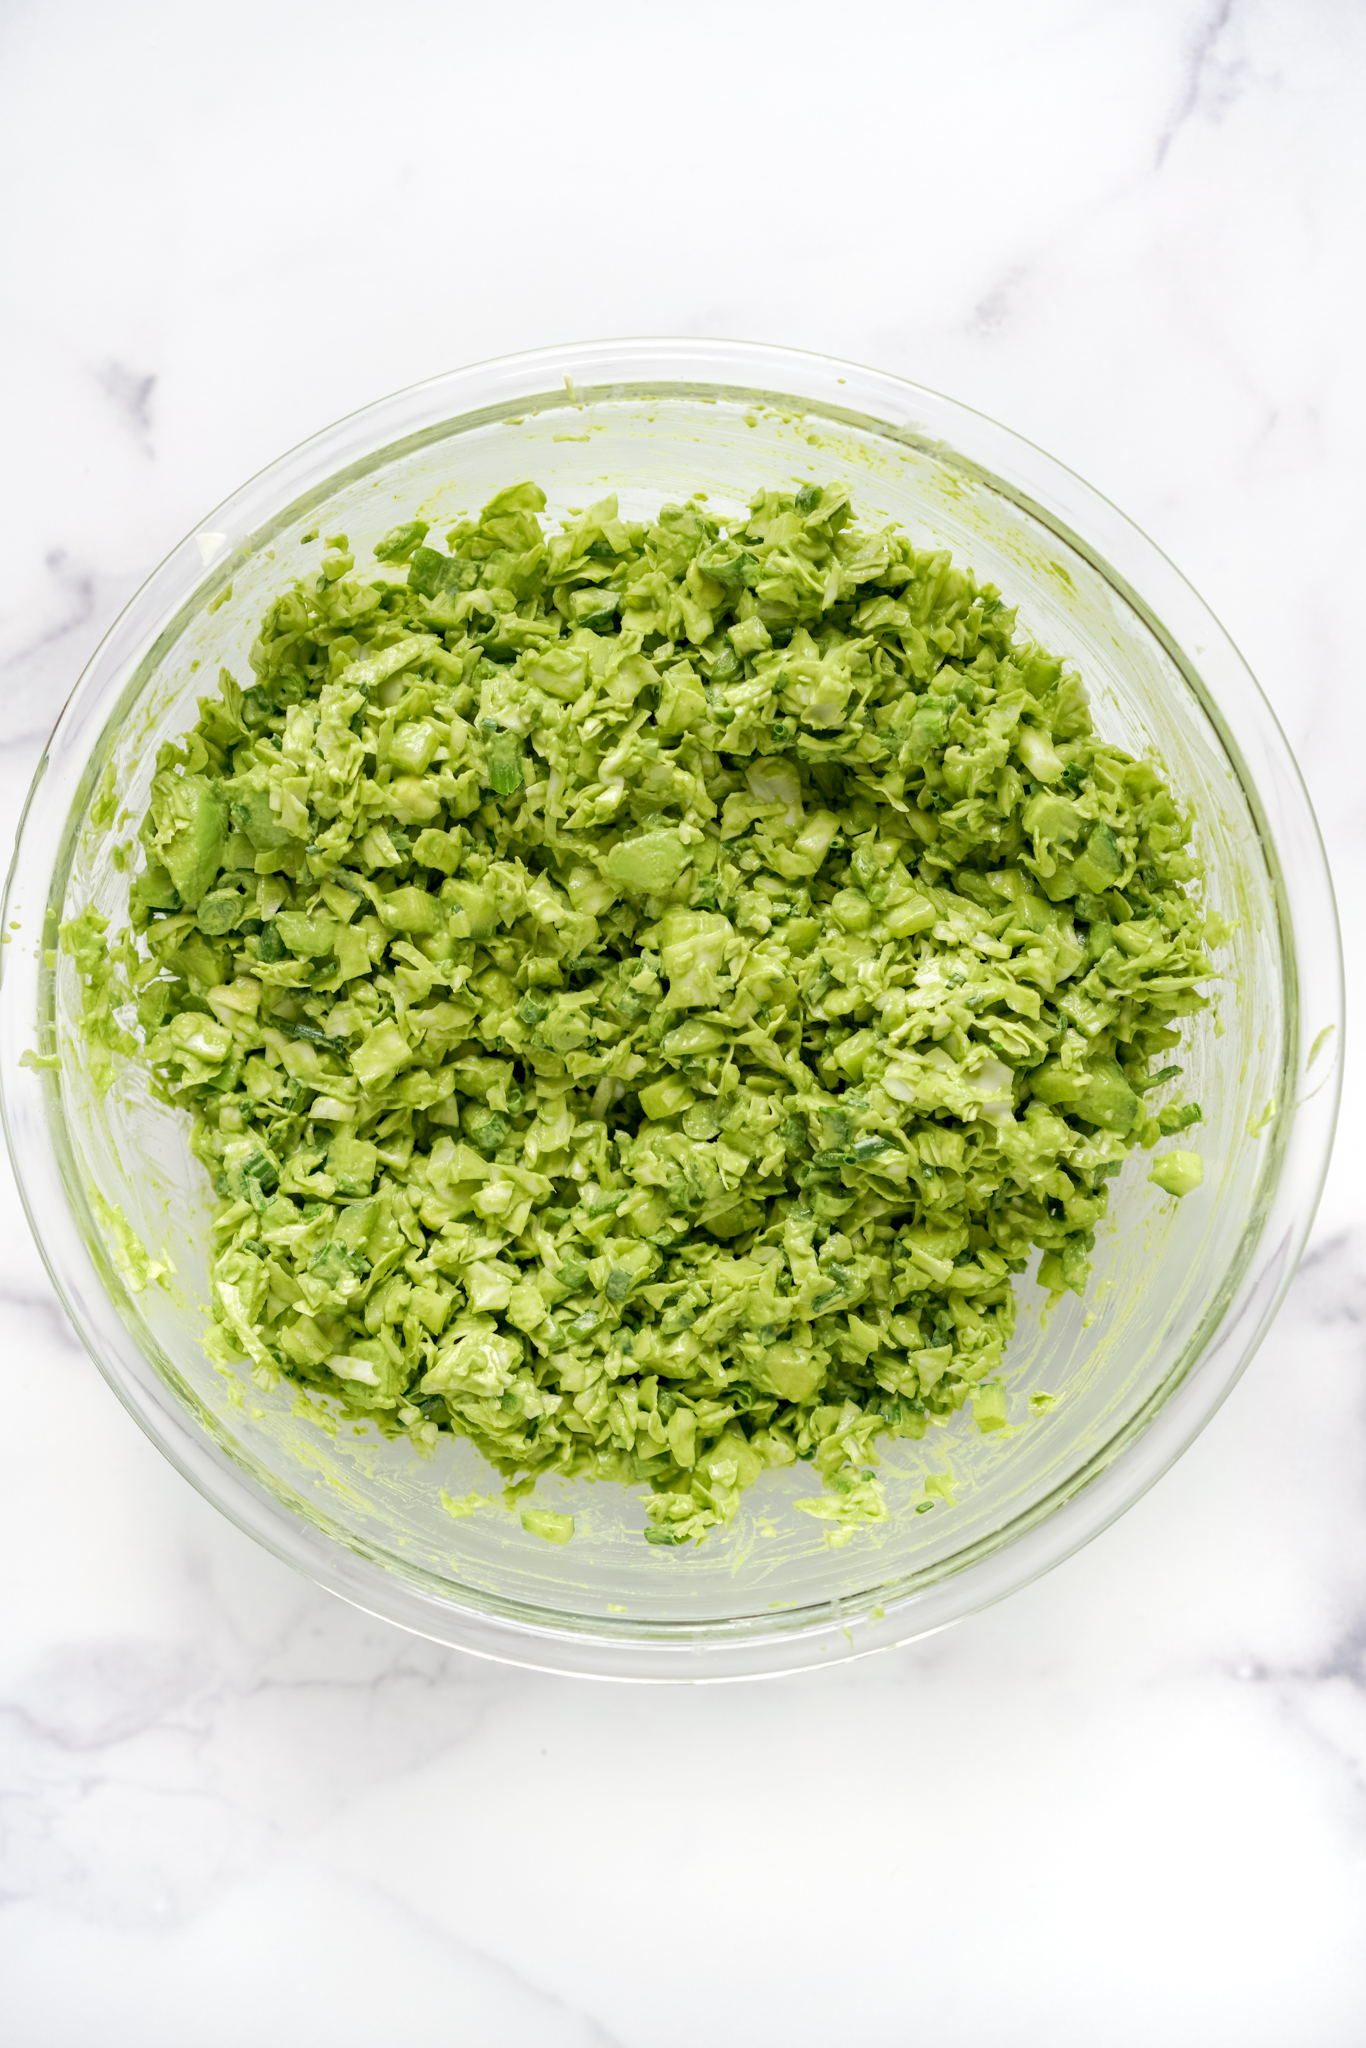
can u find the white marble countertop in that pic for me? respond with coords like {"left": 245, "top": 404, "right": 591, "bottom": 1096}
{"left": 2, "top": 2, "right": 1363, "bottom": 2040}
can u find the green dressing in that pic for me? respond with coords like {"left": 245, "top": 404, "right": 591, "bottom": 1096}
{"left": 65, "top": 481, "right": 1218, "bottom": 1545}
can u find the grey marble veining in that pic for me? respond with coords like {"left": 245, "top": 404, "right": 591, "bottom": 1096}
{"left": 1, "top": 2, "right": 1362, "bottom": 2041}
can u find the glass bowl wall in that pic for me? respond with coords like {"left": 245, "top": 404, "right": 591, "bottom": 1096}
{"left": 0, "top": 340, "right": 1341, "bottom": 1679}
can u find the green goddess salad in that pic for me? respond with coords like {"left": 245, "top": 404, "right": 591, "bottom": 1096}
{"left": 67, "top": 482, "right": 1219, "bottom": 1544}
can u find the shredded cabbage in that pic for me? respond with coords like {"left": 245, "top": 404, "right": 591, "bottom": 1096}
{"left": 85, "top": 480, "right": 1219, "bottom": 1546}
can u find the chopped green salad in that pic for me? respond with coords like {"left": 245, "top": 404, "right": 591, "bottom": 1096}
{"left": 71, "top": 481, "right": 1220, "bottom": 1545}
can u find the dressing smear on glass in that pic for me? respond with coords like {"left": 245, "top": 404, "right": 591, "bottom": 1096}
{"left": 66, "top": 483, "right": 1220, "bottom": 1545}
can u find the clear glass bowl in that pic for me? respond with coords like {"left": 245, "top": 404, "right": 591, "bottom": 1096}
{"left": 0, "top": 340, "right": 1341, "bottom": 1680}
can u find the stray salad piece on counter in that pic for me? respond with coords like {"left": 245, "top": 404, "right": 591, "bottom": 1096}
{"left": 66, "top": 481, "right": 1222, "bottom": 1546}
